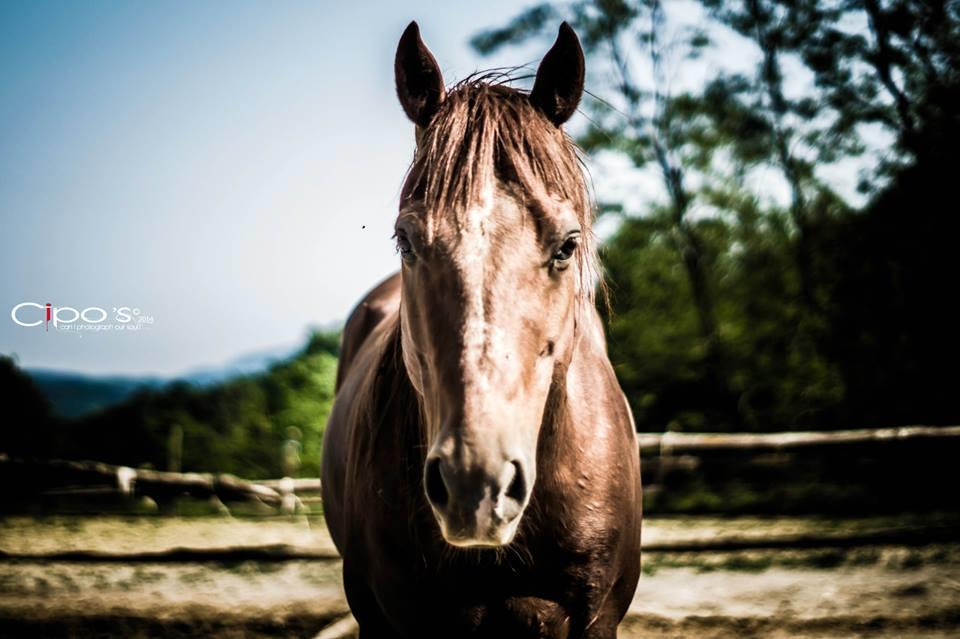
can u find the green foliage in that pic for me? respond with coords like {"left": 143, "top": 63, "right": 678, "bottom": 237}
{"left": 773, "top": 0, "right": 960, "bottom": 181}
{"left": 475, "top": 0, "right": 960, "bottom": 432}
{"left": 2, "top": 332, "right": 340, "bottom": 479}
{"left": 0, "top": 356, "right": 55, "bottom": 455}
{"left": 603, "top": 201, "right": 845, "bottom": 432}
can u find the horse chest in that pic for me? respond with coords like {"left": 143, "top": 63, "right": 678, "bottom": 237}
{"left": 374, "top": 581, "right": 577, "bottom": 638}
{"left": 443, "top": 596, "right": 573, "bottom": 638}
{"left": 349, "top": 518, "right": 602, "bottom": 638}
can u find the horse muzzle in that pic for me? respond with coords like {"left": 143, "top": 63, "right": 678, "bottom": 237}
{"left": 424, "top": 455, "right": 530, "bottom": 547}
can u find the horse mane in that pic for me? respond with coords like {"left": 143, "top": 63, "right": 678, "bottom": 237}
{"left": 402, "top": 74, "right": 604, "bottom": 305}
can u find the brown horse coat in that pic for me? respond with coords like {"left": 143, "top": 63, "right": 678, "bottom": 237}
{"left": 324, "top": 273, "right": 641, "bottom": 638}
{"left": 321, "top": 22, "right": 641, "bottom": 639}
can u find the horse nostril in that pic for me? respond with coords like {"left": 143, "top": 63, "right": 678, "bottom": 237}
{"left": 505, "top": 460, "right": 527, "bottom": 503}
{"left": 424, "top": 457, "right": 449, "bottom": 509}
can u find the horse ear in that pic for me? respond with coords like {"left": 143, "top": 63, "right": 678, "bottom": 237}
{"left": 395, "top": 21, "right": 446, "bottom": 128}
{"left": 529, "top": 22, "right": 585, "bottom": 126}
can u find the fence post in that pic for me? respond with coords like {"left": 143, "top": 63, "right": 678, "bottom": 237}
{"left": 167, "top": 424, "right": 183, "bottom": 473}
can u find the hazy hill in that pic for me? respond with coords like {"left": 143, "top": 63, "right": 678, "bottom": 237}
{"left": 26, "top": 370, "right": 166, "bottom": 419}
{"left": 25, "top": 343, "right": 301, "bottom": 419}
{"left": 2, "top": 332, "right": 340, "bottom": 478}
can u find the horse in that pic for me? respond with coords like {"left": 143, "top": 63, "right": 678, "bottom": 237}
{"left": 321, "top": 21, "right": 642, "bottom": 638}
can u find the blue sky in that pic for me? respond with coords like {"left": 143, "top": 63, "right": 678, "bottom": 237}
{"left": 1, "top": 1, "right": 875, "bottom": 376}
{"left": 0, "top": 1, "right": 558, "bottom": 375}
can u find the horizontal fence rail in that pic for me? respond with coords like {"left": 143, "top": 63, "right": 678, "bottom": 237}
{"left": 3, "top": 425, "right": 958, "bottom": 513}
{"left": 0, "top": 455, "right": 306, "bottom": 511}
{"left": 637, "top": 425, "right": 960, "bottom": 453}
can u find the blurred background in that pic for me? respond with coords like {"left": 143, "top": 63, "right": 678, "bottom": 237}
{"left": 1, "top": 1, "right": 958, "bottom": 637}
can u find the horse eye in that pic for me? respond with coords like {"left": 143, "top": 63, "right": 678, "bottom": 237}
{"left": 552, "top": 236, "right": 579, "bottom": 269}
{"left": 396, "top": 234, "right": 415, "bottom": 260}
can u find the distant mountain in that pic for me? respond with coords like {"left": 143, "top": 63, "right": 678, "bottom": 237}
{"left": 177, "top": 343, "right": 300, "bottom": 385}
{"left": 26, "top": 343, "right": 302, "bottom": 418}
{"left": 26, "top": 370, "right": 166, "bottom": 418}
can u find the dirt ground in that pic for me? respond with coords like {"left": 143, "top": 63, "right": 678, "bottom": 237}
{"left": 1, "top": 515, "right": 958, "bottom": 638}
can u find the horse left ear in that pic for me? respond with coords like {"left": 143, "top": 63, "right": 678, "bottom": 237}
{"left": 530, "top": 22, "right": 585, "bottom": 127}
{"left": 395, "top": 21, "right": 446, "bottom": 128}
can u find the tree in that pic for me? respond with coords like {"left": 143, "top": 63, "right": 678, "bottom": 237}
{"left": 699, "top": 0, "right": 854, "bottom": 312}
{"left": 475, "top": 2, "right": 747, "bottom": 423}
{"left": 2, "top": 331, "right": 340, "bottom": 478}
{"left": 474, "top": 1, "right": 722, "bottom": 351}
{"left": 0, "top": 355, "right": 55, "bottom": 455}
{"left": 474, "top": 0, "right": 959, "bottom": 433}
{"left": 783, "top": 0, "right": 960, "bottom": 171}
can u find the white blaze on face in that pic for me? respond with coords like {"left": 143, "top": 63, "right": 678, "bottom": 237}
{"left": 456, "top": 184, "right": 527, "bottom": 411}
{"left": 456, "top": 182, "right": 496, "bottom": 414}
{"left": 428, "top": 183, "right": 538, "bottom": 547}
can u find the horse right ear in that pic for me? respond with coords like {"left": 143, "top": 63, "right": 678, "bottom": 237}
{"left": 395, "top": 22, "right": 446, "bottom": 128}
{"left": 530, "top": 22, "right": 585, "bottom": 126}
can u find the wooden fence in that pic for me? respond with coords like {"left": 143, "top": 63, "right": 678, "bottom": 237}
{"left": 637, "top": 424, "right": 960, "bottom": 453}
{"left": 3, "top": 424, "right": 959, "bottom": 512}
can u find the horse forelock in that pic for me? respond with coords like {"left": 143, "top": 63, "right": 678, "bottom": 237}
{"left": 400, "top": 75, "right": 604, "bottom": 306}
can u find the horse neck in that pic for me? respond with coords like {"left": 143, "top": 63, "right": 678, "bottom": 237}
{"left": 537, "top": 353, "right": 577, "bottom": 460}
{"left": 536, "top": 307, "right": 609, "bottom": 469}
{"left": 354, "top": 320, "right": 424, "bottom": 472}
